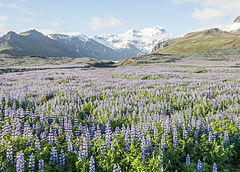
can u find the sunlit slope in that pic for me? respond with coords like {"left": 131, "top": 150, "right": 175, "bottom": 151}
{"left": 153, "top": 28, "right": 240, "bottom": 54}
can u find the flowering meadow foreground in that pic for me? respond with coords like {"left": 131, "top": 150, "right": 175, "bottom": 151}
{"left": 0, "top": 62, "right": 240, "bottom": 172}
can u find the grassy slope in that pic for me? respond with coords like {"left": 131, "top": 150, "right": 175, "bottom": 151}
{"left": 155, "top": 28, "right": 240, "bottom": 55}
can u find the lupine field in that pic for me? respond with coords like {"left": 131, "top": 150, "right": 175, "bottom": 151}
{"left": 0, "top": 62, "right": 240, "bottom": 172}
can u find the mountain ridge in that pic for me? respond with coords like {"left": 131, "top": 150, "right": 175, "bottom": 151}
{"left": 152, "top": 17, "right": 240, "bottom": 55}
{"left": 0, "top": 26, "right": 172, "bottom": 60}
{"left": 92, "top": 26, "right": 173, "bottom": 55}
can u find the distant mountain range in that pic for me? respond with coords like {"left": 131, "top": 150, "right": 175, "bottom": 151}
{"left": 153, "top": 16, "right": 240, "bottom": 55}
{"left": 2, "top": 16, "right": 240, "bottom": 60}
{"left": 0, "top": 26, "right": 172, "bottom": 60}
{"left": 92, "top": 26, "right": 172, "bottom": 56}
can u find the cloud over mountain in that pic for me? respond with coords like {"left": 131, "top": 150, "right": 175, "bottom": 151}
{"left": 88, "top": 16, "right": 124, "bottom": 31}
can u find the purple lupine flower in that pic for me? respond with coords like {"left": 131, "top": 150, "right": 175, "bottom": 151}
{"left": 79, "top": 136, "right": 88, "bottom": 160}
{"left": 59, "top": 149, "right": 65, "bottom": 172}
{"left": 48, "top": 128, "right": 55, "bottom": 146}
{"left": 12, "top": 118, "right": 21, "bottom": 139}
{"left": 141, "top": 136, "right": 147, "bottom": 163}
{"left": 89, "top": 156, "right": 95, "bottom": 172}
{"left": 153, "top": 124, "right": 158, "bottom": 140}
{"left": 234, "top": 132, "right": 238, "bottom": 141}
{"left": 213, "top": 163, "right": 217, "bottom": 172}
{"left": 161, "top": 134, "right": 165, "bottom": 152}
{"left": 121, "top": 125, "right": 126, "bottom": 136}
{"left": 74, "top": 138, "right": 80, "bottom": 152}
{"left": 114, "top": 127, "right": 121, "bottom": 138}
{"left": 28, "top": 153, "right": 35, "bottom": 172}
{"left": 35, "top": 138, "right": 41, "bottom": 154}
{"left": 112, "top": 163, "right": 122, "bottom": 172}
{"left": 67, "top": 140, "right": 73, "bottom": 153}
{"left": 173, "top": 129, "right": 178, "bottom": 149}
{"left": 186, "top": 154, "right": 190, "bottom": 166}
{"left": 38, "top": 159, "right": 44, "bottom": 171}
{"left": 50, "top": 147, "right": 58, "bottom": 165}
{"left": 136, "top": 125, "right": 142, "bottom": 141}
{"left": 130, "top": 123, "right": 136, "bottom": 142}
{"left": 6, "top": 144, "right": 13, "bottom": 166}
{"left": 16, "top": 151, "right": 24, "bottom": 172}
{"left": 159, "top": 151, "right": 164, "bottom": 171}
{"left": 125, "top": 126, "right": 130, "bottom": 153}
{"left": 101, "top": 142, "right": 106, "bottom": 160}
{"left": 197, "top": 160, "right": 202, "bottom": 172}
{"left": 224, "top": 130, "right": 229, "bottom": 146}
{"left": 2, "top": 121, "right": 11, "bottom": 138}
{"left": 208, "top": 131, "right": 213, "bottom": 145}
{"left": 90, "top": 122, "right": 95, "bottom": 140}
{"left": 105, "top": 122, "right": 112, "bottom": 146}
{"left": 203, "top": 157, "right": 206, "bottom": 163}
{"left": 142, "top": 122, "right": 147, "bottom": 137}
{"left": 94, "top": 125, "right": 102, "bottom": 141}
{"left": 146, "top": 134, "right": 152, "bottom": 154}
{"left": 86, "top": 128, "right": 92, "bottom": 147}
{"left": 110, "top": 143, "right": 115, "bottom": 152}
{"left": 183, "top": 126, "right": 188, "bottom": 140}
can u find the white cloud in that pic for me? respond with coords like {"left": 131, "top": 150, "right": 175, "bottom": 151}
{"left": 192, "top": 8, "right": 224, "bottom": 21}
{"left": 170, "top": 0, "right": 240, "bottom": 22}
{"left": 0, "top": 1, "right": 44, "bottom": 16}
{"left": 7, "top": 2, "right": 19, "bottom": 9}
{"left": 88, "top": 16, "right": 124, "bottom": 31}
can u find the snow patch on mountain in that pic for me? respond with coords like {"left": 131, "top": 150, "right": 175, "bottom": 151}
{"left": 222, "top": 16, "right": 240, "bottom": 33}
{"left": 92, "top": 26, "right": 173, "bottom": 54}
{"left": 48, "top": 33, "right": 89, "bottom": 42}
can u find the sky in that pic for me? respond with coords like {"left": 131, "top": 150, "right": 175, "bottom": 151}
{"left": 0, "top": 0, "right": 239, "bottom": 37}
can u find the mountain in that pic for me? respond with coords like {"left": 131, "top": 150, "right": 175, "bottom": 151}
{"left": 222, "top": 16, "right": 240, "bottom": 33}
{"left": 153, "top": 28, "right": 240, "bottom": 55}
{"left": 92, "top": 26, "right": 173, "bottom": 56}
{"left": 0, "top": 30, "right": 68, "bottom": 57}
{"left": 0, "top": 26, "right": 172, "bottom": 60}
{"left": 0, "top": 30, "right": 125, "bottom": 60}
{"left": 48, "top": 33, "right": 123, "bottom": 60}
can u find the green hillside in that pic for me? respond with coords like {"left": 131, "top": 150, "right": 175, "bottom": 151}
{"left": 153, "top": 28, "right": 240, "bottom": 54}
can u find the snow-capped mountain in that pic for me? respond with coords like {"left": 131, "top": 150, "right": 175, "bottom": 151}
{"left": 45, "top": 33, "right": 126, "bottom": 60}
{"left": 92, "top": 26, "right": 173, "bottom": 56}
{"left": 0, "top": 27, "right": 173, "bottom": 60}
{"left": 222, "top": 16, "right": 240, "bottom": 33}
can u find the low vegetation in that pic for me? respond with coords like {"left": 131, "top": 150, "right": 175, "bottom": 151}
{"left": 0, "top": 61, "right": 239, "bottom": 171}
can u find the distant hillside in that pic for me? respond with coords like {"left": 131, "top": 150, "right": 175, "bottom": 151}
{"left": 0, "top": 30, "right": 124, "bottom": 60}
{"left": 0, "top": 26, "right": 173, "bottom": 60}
{"left": 153, "top": 28, "right": 240, "bottom": 55}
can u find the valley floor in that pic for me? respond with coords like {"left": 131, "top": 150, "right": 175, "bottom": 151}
{"left": 0, "top": 60, "right": 240, "bottom": 171}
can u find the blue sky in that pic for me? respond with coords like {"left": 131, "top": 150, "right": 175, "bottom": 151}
{"left": 0, "top": 0, "right": 239, "bottom": 36}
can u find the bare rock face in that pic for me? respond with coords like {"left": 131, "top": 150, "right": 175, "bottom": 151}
{"left": 234, "top": 16, "right": 240, "bottom": 23}
{"left": 152, "top": 41, "right": 172, "bottom": 52}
